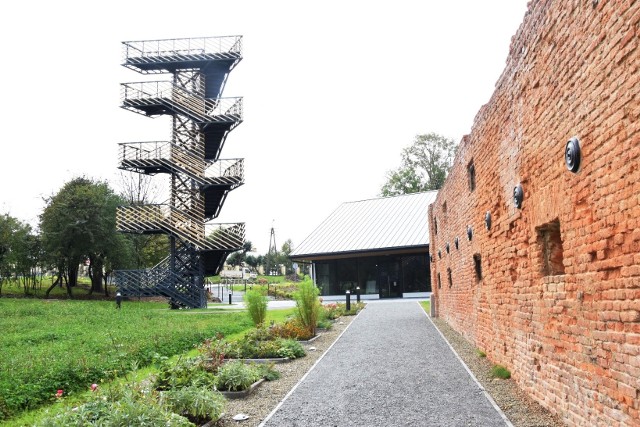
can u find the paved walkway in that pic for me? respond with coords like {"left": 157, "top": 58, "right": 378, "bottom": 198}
{"left": 261, "top": 300, "right": 510, "bottom": 427}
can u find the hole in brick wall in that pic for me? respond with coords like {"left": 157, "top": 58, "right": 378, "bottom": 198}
{"left": 447, "top": 268, "right": 453, "bottom": 288}
{"left": 437, "top": 272, "right": 441, "bottom": 289}
{"left": 468, "top": 160, "right": 476, "bottom": 192}
{"left": 442, "top": 202, "right": 447, "bottom": 215}
{"left": 434, "top": 217, "right": 438, "bottom": 235}
{"left": 473, "top": 254, "right": 482, "bottom": 281}
{"left": 536, "top": 219, "right": 565, "bottom": 276}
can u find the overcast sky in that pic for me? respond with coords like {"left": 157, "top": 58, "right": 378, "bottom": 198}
{"left": 0, "top": 0, "right": 528, "bottom": 254}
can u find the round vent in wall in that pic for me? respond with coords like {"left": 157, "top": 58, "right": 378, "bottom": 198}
{"left": 485, "top": 211, "right": 492, "bottom": 230}
{"left": 565, "top": 137, "right": 581, "bottom": 173}
{"left": 467, "top": 225, "right": 473, "bottom": 241}
{"left": 514, "top": 184, "right": 524, "bottom": 209}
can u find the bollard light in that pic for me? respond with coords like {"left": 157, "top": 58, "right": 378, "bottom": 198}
{"left": 228, "top": 292, "right": 232, "bottom": 305}
{"left": 356, "top": 286, "right": 361, "bottom": 303}
{"left": 346, "top": 290, "right": 351, "bottom": 312}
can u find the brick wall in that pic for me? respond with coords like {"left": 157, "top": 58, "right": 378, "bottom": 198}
{"left": 428, "top": 1, "right": 640, "bottom": 425}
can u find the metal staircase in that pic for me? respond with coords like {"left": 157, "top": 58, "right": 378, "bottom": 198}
{"left": 115, "top": 36, "right": 244, "bottom": 308}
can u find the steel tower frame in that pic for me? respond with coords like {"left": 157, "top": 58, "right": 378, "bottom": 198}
{"left": 114, "top": 36, "right": 245, "bottom": 308}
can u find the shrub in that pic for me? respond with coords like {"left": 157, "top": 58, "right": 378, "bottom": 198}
{"left": 256, "top": 363, "right": 281, "bottom": 381}
{"left": 161, "top": 385, "right": 225, "bottom": 425}
{"left": 34, "top": 394, "right": 193, "bottom": 427}
{"left": 317, "top": 318, "right": 333, "bottom": 329}
{"left": 244, "top": 289, "right": 268, "bottom": 326}
{"left": 276, "top": 339, "right": 305, "bottom": 359}
{"left": 270, "top": 318, "right": 314, "bottom": 340}
{"left": 491, "top": 365, "right": 511, "bottom": 379}
{"left": 294, "top": 280, "right": 321, "bottom": 336}
{"left": 215, "top": 361, "right": 261, "bottom": 391}
{"left": 153, "top": 357, "right": 216, "bottom": 391}
{"left": 197, "top": 335, "right": 229, "bottom": 373}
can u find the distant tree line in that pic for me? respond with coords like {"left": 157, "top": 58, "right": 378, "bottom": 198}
{"left": 224, "top": 238, "right": 297, "bottom": 276}
{"left": 0, "top": 176, "right": 166, "bottom": 298}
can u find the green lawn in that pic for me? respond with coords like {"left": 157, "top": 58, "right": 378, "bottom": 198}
{"left": 420, "top": 300, "right": 431, "bottom": 314}
{"left": 0, "top": 298, "right": 257, "bottom": 421}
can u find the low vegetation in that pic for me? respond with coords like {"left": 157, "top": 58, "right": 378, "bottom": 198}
{"left": 244, "top": 289, "right": 268, "bottom": 326}
{"left": 0, "top": 299, "right": 253, "bottom": 420}
{"left": 490, "top": 364, "right": 511, "bottom": 379}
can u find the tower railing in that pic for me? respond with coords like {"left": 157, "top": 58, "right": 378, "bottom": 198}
{"left": 121, "top": 82, "right": 243, "bottom": 122}
{"left": 122, "top": 36, "right": 242, "bottom": 67}
{"left": 118, "top": 141, "right": 244, "bottom": 188}
{"left": 116, "top": 204, "right": 244, "bottom": 251}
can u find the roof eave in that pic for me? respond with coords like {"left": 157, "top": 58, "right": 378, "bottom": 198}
{"left": 290, "top": 244, "right": 429, "bottom": 262}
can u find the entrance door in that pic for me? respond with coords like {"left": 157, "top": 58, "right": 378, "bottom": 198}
{"left": 378, "top": 260, "right": 401, "bottom": 298}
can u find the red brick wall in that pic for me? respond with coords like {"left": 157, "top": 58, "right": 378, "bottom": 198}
{"left": 428, "top": 1, "right": 640, "bottom": 425}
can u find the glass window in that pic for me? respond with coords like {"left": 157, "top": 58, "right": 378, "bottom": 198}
{"left": 336, "top": 259, "right": 358, "bottom": 293}
{"left": 357, "top": 258, "right": 378, "bottom": 294}
{"left": 402, "top": 255, "right": 430, "bottom": 292}
{"left": 315, "top": 261, "right": 335, "bottom": 295}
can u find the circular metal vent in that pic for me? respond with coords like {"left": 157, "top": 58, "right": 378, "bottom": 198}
{"left": 454, "top": 237, "right": 459, "bottom": 250}
{"left": 467, "top": 226, "right": 473, "bottom": 241}
{"left": 438, "top": 250, "right": 442, "bottom": 259}
{"left": 514, "top": 184, "right": 524, "bottom": 209}
{"left": 565, "top": 137, "right": 581, "bottom": 173}
{"left": 445, "top": 243, "right": 450, "bottom": 254}
{"left": 485, "top": 211, "right": 492, "bottom": 230}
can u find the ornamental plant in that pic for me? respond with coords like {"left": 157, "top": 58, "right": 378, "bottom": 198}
{"left": 215, "top": 361, "right": 261, "bottom": 392}
{"left": 160, "top": 385, "right": 225, "bottom": 425}
{"left": 244, "top": 289, "right": 268, "bottom": 326}
{"left": 293, "top": 280, "right": 321, "bottom": 336}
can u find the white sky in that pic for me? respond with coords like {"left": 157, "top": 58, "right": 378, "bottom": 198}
{"left": 0, "top": 0, "right": 528, "bottom": 254}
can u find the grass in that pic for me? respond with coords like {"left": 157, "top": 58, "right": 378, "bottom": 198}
{"left": 490, "top": 364, "right": 511, "bottom": 379}
{"left": 476, "top": 349, "right": 487, "bottom": 358}
{"left": 0, "top": 298, "right": 255, "bottom": 421}
{"left": 419, "top": 300, "right": 431, "bottom": 315}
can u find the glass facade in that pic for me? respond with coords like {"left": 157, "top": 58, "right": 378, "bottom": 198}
{"left": 313, "top": 253, "right": 430, "bottom": 297}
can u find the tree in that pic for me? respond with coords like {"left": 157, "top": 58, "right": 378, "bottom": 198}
{"left": 0, "top": 214, "right": 39, "bottom": 296}
{"left": 225, "top": 240, "right": 254, "bottom": 269}
{"left": 117, "top": 171, "right": 167, "bottom": 269}
{"left": 380, "top": 132, "right": 457, "bottom": 196}
{"left": 40, "top": 177, "right": 130, "bottom": 297}
{"left": 279, "top": 239, "right": 294, "bottom": 275}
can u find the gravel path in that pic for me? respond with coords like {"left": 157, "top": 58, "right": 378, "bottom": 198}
{"left": 430, "top": 316, "right": 564, "bottom": 427}
{"left": 218, "top": 316, "right": 355, "bottom": 426}
{"left": 261, "top": 301, "right": 509, "bottom": 427}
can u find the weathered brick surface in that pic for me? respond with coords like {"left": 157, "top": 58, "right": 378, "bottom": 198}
{"left": 428, "top": 1, "right": 640, "bottom": 425}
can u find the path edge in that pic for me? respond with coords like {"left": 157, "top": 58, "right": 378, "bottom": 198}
{"left": 258, "top": 309, "right": 364, "bottom": 427}
{"left": 419, "top": 302, "right": 514, "bottom": 427}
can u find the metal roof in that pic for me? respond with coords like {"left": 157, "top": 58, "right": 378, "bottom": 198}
{"left": 291, "top": 191, "right": 437, "bottom": 258}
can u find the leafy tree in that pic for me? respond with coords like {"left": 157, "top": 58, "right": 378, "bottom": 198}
{"left": 380, "top": 132, "right": 457, "bottom": 196}
{"left": 245, "top": 254, "right": 258, "bottom": 269}
{"left": 226, "top": 252, "right": 243, "bottom": 267}
{"left": 279, "top": 239, "right": 294, "bottom": 275}
{"left": 225, "top": 240, "right": 254, "bottom": 269}
{"left": 117, "top": 171, "right": 167, "bottom": 269}
{"left": 40, "top": 177, "right": 131, "bottom": 297}
{"left": 0, "top": 214, "right": 39, "bottom": 295}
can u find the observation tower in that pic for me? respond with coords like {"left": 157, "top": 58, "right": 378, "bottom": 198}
{"left": 115, "top": 36, "right": 245, "bottom": 308}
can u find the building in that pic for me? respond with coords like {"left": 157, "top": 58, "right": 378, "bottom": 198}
{"left": 428, "top": 1, "right": 640, "bottom": 425}
{"left": 291, "top": 191, "right": 437, "bottom": 298}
